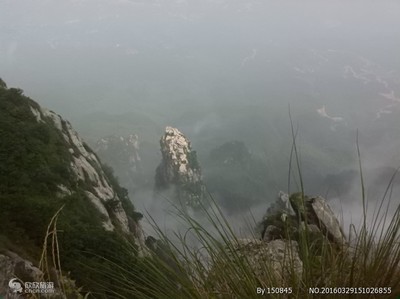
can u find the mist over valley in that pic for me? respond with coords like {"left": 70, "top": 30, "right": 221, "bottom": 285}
{"left": 1, "top": 1, "right": 400, "bottom": 297}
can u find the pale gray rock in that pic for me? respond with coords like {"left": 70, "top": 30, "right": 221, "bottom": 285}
{"left": 0, "top": 251, "right": 85, "bottom": 298}
{"left": 260, "top": 191, "right": 348, "bottom": 258}
{"left": 258, "top": 192, "right": 296, "bottom": 239}
{"left": 38, "top": 106, "right": 147, "bottom": 255}
{"left": 43, "top": 109, "right": 126, "bottom": 231}
{"left": 29, "top": 106, "right": 43, "bottom": 122}
{"left": 289, "top": 193, "right": 347, "bottom": 246}
{"left": 237, "top": 239, "right": 302, "bottom": 283}
{"left": 211, "top": 239, "right": 302, "bottom": 287}
{"left": 155, "top": 126, "right": 206, "bottom": 209}
{"left": 56, "top": 184, "right": 72, "bottom": 198}
{"left": 310, "top": 196, "right": 347, "bottom": 246}
{"left": 0, "top": 252, "right": 42, "bottom": 298}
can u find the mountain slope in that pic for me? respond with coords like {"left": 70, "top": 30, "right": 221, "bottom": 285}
{"left": 0, "top": 79, "right": 146, "bottom": 296}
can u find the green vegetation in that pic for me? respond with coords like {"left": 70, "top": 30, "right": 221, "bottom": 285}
{"left": 2, "top": 79, "right": 399, "bottom": 298}
{"left": 102, "top": 163, "right": 143, "bottom": 221}
{"left": 86, "top": 117, "right": 400, "bottom": 298}
{"left": 82, "top": 190, "right": 400, "bottom": 298}
{"left": 0, "top": 80, "right": 146, "bottom": 297}
{"left": 0, "top": 83, "right": 74, "bottom": 256}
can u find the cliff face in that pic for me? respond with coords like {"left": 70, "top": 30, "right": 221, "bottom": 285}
{"left": 155, "top": 126, "right": 206, "bottom": 209}
{"left": 35, "top": 108, "right": 144, "bottom": 239}
{"left": 0, "top": 80, "right": 146, "bottom": 296}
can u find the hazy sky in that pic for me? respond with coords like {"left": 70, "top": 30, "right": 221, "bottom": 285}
{"left": 1, "top": 0, "right": 400, "bottom": 115}
{"left": 2, "top": 0, "right": 400, "bottom": 169}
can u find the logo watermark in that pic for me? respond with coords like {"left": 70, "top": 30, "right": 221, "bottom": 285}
{"left": 8, "top": 279, "right": 23, "bottom": 294}
{"left": 8, "top": 278, "right": 55, "bottom": 295}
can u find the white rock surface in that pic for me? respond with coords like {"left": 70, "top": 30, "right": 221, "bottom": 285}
{"left": 26, "top": 104, "right": 149, "bottom": 255}
{"left": 156, "top": 126, "right": 205, "bottom": 208}
{"left": 30, "top": 106, "right": 43, "bottom": 122}
{"left": 85, "top": 191, "right": 115, "bottom": 231}
{"left": 41, "top": 108, "right": 133, "bottom": 234}
{"left": 163, "top": 127, "right": 191, "bottom": 175}
{"left": 56, "top": 184, "right": 72, "bottom": 198}
{"left": 40, "top": 108, "right": 63, "bottom": 131}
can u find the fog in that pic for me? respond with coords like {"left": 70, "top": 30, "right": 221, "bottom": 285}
{"left": 1, "top": 0, "right": 400, "bottom": 237}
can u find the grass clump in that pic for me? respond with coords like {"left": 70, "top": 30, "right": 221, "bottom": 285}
{"left": 85, "top": 117, "right": 400, "bottom": 298}
{"left": 112, "top": 192, "right": 400, "bottom": 298}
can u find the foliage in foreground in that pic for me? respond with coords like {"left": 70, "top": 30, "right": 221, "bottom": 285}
{"left": 81, "top": 118, "right": 400, "bottom": 298}
{"left": 65, "top": 188, "right": 399, "bottom": 299}
{"left": 68, "top": 115, "right": 400, "bottom": 298}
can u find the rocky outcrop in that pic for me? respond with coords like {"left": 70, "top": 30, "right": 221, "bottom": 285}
{"left": 260, "top": 192, "right": 347, "bottom": 249}
{"left": 24, "top": 105, "right": 147, "bottom": 253}
{"left": 0, "top": 80, "right": 149, "bottom": 297}
{"left": 39, "top": 108, "right": 131, "bottom": 233}
{"left": 0, "top": 252, "right": 44, "bottom": 298}
{"left": 0, "top": 251, "right": 82, "bottom": 298}
{"left": 289, "top": 193, "right": 347, "bottom": 247}
{"left": 155, "top": 126, "right": 206, "bottom": 209}
{"left": 258, "top": 192, "right": 296, "bottom": 241}
{"left": 95, "top": 134, "right": 143, "bottom": 191}
{"left": 0, "top": 252, "right": 42, "bottom": 296}
{"left": 233, "top": 239, "right": 303, "bottom": 284}
{"left": 208, "top": 239, "right": 302, "bottom": 294}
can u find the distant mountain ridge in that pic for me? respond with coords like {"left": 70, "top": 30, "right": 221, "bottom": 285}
{"left": 95, "top": 134, "right": 144, "bottom": 192}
